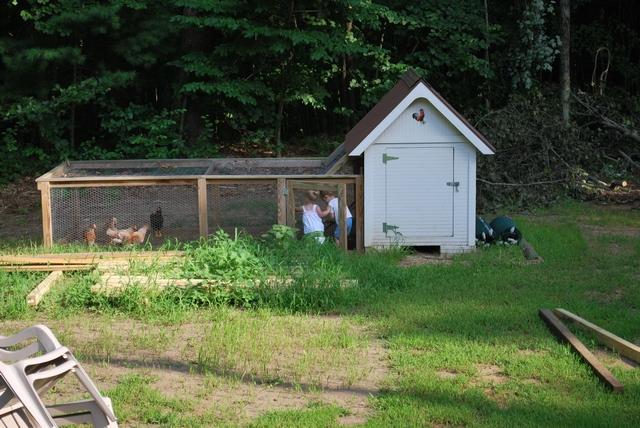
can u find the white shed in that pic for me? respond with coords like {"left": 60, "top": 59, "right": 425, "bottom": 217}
{"left": 343, "top": 70, "right": 495, "bottom": 253}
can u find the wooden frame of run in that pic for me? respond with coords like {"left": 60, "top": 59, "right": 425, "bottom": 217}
{"left": 36, "top": 160, "right": 363, "bottom": 250}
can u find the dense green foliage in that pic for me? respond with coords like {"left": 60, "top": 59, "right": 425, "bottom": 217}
{"left": 1, "top": 0, "right": 639, "bottom": 206}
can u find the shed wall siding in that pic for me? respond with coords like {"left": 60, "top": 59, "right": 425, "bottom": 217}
{"left": 375, "top": 98, "right": 465, "bottom": 143}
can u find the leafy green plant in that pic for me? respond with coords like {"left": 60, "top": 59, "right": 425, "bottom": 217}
{"left": 261, "top": 224, "right": 297, "bottom": 250}
{"left": 181, "top": 230, "right": 269, "bottom": 282}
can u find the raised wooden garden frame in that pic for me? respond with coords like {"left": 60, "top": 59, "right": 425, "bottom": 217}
{"left": 36, "top": 158, "right": 363, "bottom": 251}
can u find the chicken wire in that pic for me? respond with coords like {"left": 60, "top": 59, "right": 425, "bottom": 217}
{"left": 47, "top": 179, "right": 356, "bottom": 246}
{"left": 50, "top": 184, "right": 200, "bottom": 245}
{"left": 207, "top": 181, "right": 278, "bottom": 238}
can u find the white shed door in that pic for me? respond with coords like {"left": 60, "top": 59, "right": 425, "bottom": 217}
{"left": 384, "top": 147, "right": 455, "bottom": 238}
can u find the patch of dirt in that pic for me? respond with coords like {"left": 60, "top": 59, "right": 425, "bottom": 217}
{"left": 585, "top": 287, "right": 625, "bottom": 303}
{"left": 8, "top": 316, "right": 388, "bottom": 425}
{"left": 472, "top": 364, "right": 508, "bottom": 386}
{"left": 522, "top": 377, "right": 541, "bottom": 385}
{"left": 516, "top": 349, "right": 546, "bottom": 357}
{"left": 398, "top": 253, "right": 452, "bottom": 267}
{"left": 483, "top": 388, "right": 509, "bottom": 409}
{"left": 436, "top": 369, "right": 459, "bottom": 380}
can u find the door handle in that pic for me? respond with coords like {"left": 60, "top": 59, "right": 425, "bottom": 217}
{"left": 446, "top": 181, "right": 460, "bottom": 192}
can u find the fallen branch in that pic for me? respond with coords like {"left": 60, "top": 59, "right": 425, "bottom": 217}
{"left": 572, "top": 92, "right": 640, "bottom": 144}
{"left": 519, "top": 238, "right": 543, "bottom": 263}
{"left": 477, "top": 178, "right": 566, "bottom": 187}
{"left": 618, "top": 150, "right": 640, "bottom": 170}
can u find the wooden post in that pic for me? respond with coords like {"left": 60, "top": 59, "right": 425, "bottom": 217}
{"left": 287, "top": 181, "right": 296, "bottom": 228}
{"left": 355, "top": 176, "right": 364, "bottom": 251}
{"left": 277, "top": 178, "right": 287, "bottom": 225}
{"left": 338, "top": 183, "right": 347, "bottom": 250}
{"left": 197, "top": 178, "right": 208, "bottom": 238}
{"left": 210, "top": 182, "right": 220, "bottom": 232}
{"left": 38, "top": 182, "right": 53, "bottom": 248}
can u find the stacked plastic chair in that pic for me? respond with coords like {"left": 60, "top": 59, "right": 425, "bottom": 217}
{"left": 0, "top": 325, "right": 118, "bottom": 427}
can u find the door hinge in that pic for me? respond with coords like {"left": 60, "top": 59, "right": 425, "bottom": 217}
{"left": 446, "top": 181, "right": 460, "bottom": 192}
{"left": 383, "top": 154, "right": 399, "bottom": 164}
{"left": 382, "top": 222, "right": 399, "bottom": 234}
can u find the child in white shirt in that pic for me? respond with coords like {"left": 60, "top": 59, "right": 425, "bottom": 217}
{"left": 320, "top": 190, "right": 352, "bottom": 246}
{"left": 299, "top": 190, "right": 326, "bottom": 244}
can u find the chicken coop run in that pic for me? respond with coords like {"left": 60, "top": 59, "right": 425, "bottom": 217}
{"left": 36, "top": 158, "right": 362, "bottom": 250}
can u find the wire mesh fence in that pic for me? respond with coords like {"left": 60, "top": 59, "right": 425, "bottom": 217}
{"left": 50, "top": 184, "right": 200, "bottom": 245}
{"left": 207, "top": 181, "right": 278, "bottom": 238}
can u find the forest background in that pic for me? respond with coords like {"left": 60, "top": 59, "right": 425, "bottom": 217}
{"left": 1, "top": 0, "right": 638, "bottom": 208}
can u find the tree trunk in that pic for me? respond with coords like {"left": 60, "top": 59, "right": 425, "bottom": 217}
{"left": 560, "top": 0, "right": 571, "bottom": 127}
{"left": 70, "top": 62, "right": 77, "bottom": 150}
{"left": 483, "top": 0, "right": 491, "bottom": 110}
{"left": 274, "top": 97, "right": 285, "bottom": 157}
{"left": 178, "top": 7, "right": 209, "bottom": 147}
{"left": 341, "top": 20, "right": 353, "bottom": 131}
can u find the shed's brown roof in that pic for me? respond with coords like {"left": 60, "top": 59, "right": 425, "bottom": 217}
{"left": 344, "top": 70, "right": 496, "bottom": 154}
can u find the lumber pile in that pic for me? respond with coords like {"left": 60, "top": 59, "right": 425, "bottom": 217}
{"left": 92, "top": 274, "right": 357, "bottom": 295}
{"left": 0, "top": 251, "right": 183, "bottom": 306}
{"left": 539, "top": 308, "right": 632, "bottom": 392}
{"left": 553, "top": 308, "right": 640, "bottom": 364}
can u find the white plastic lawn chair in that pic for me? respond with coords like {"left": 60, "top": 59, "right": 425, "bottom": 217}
{"left": 0, "top": 325, "right": 118, "bottom": 427}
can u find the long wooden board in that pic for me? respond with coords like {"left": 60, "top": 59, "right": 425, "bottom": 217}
{"left": 539, "top": 309, "right": 623, "bottom": 392}
{"left": 0, "top": 251, "right": 184, "bottom": 265}
{"left": 554, "top": 308, "right": 640, "bottom": 363}
{"left": 27, "top": 271, "right": 63, "bottom": 306}
{"left": 92, "top": 274, "right": 356, "bottom": 295}
{"left": 0, "top": 265, "right": 94, "bottom": 272}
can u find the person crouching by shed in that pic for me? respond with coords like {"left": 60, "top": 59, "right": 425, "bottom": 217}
{"left": 296, "top": 190, "right": 326, "bottom": 244}
{"left": 320, "top": 190, "right": 352, "bottom": 247}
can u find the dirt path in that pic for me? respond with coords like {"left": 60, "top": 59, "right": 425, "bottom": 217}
{"left": 3, "top": 316, "right": 389, "bottom": 426}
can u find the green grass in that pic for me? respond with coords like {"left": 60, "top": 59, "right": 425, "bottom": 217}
{"left": 1, "top": 201, "right": 639, "bottom": 426}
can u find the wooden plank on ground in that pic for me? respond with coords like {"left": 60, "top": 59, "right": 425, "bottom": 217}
{"left": 92, "top": 274, "right": 356, "bottom": 295}
{"left": 554, "top": 308, "right": 640, "bottom": 363}
{"left": 0, "top": 251, "right": 184, "bottom": 265}
{"left": 0, "top": 265, "right": 94, "bottom": 272}
{"left": 27, "top": 271, "right": 63, "bottom": 306}
{"left": 539, "top": 309, "right": 624, "bottom": 392}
